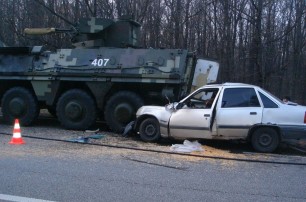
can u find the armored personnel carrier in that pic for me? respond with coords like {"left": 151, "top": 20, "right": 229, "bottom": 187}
{"left": 0, "top": 17, "right": 219, "bottom": 132}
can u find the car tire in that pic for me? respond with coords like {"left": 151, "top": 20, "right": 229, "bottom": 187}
{"left": 139, "top": 118, "right": 161, "bottom": 142}
{"left": 56, "top": 89, "right": 96, "bottom": 130}
{"left": 1, "top": 87, "right": 39, "bottom": 126}
{"left": 251, "top": 127, "right": 279, "bottom": 153}
{"left": 104, "top": 91, "right": 143, "bottom": 133}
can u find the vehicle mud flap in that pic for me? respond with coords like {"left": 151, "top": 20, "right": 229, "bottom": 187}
{"left": 123, "top": 121, "right": 135, "bottom": 137}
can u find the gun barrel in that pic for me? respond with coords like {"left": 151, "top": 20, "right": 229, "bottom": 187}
{"left": 24, "top": 28, "right": 56, "bottom": 35}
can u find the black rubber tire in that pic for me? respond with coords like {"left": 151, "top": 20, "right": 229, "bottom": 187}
{"left": 104, "top": 91, "right": 144, "bottom": 133}
{"left": 139, "top": 118, "right": 161, "bottom": 142}
{"left": 56, "top": 89, "right": 96, "bottom": 130}
{"left": 251, "top": 127, "right": 280, "bottom": 153}
{"left": 1, "top": 87, "right": 39, "bottom": 126}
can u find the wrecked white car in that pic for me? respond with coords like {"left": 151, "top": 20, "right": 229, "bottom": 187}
{"left": 127, "top": 83, "right": 306, "bottom": 153}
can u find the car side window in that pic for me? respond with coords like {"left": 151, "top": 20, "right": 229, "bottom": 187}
{"left": 187, "top": 88, "right": 219, "bottom": 109}
{"left": 258, "top": 92, "right": 278, "bottom": 108}
{"left": 222, "top": 88, "right": 260, "bottom": 108}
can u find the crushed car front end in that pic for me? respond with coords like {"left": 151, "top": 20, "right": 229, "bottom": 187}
{"left": 123, "top": 104, "right": 174, "bottom": 139}
{"left": 134, "top": 105, "right": 173, "bottom": 138}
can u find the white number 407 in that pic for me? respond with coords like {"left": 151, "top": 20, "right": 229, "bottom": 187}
{"left": 91, "top": 59, "right": 110, "bottom": 67}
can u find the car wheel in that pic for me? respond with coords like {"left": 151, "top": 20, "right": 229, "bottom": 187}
{"left": 1, "top": 87, "right": 39, "bottom": 126}
{"left": 251, "top": 127, "right": 279, "bottom": 153}
{"left": 104, "top": 91, "right": 143, "bottom": 133}
{"left": 56, "top": 89, "right": 96, "bottom": 130}
{"left": 139, "top": 118, "right": 161, "bottom": 142}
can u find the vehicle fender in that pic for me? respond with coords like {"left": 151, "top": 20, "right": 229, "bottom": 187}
{"left": 134, "top": 114, "right": 156, "bottom": 131}
{"left": 135, "top": 105, "right": 172, "bottom": 137}
{"left": 136, "top": 106, "right": 171, "bottom": 121}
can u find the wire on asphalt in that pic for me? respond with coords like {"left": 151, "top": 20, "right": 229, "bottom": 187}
{"left": 1, "top": 131, "right": 306, "bottom": 166}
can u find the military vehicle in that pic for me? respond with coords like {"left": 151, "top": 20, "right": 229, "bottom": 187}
{"left": 0, "top": 17, "right": 219, "bottom": 132}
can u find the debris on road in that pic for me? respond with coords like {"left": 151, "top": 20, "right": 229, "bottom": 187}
{"left": 170, "top": 140, "right": 204, "bottom": 153}
{"left": 87, "top": 134, "right": 105, "bottom": 139}
{"left": 67, "top": 137, "right": 89, "bottom": 143}
{"left": 67, "top": 134, "right": 106, "bottom": 143}
{"left": 122, "top": 121, "right": 134, "bottom": 137}
{"left": 85, "top": 129, "right": 100, "bottom": 133}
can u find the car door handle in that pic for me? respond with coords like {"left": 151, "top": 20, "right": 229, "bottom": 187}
{"left": 250, "top": 112, "right": 257, "bottom": 115}
{"left": 204, "top": 114, "right": 210, "bottom": 117}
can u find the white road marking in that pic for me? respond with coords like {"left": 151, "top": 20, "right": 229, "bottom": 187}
{"left": 0, "top": 194, "right": 56, "bottom": 202}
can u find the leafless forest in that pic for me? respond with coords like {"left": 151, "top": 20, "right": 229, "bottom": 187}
{"left": 0, "top": 0, "right": 305, "bottom": 104}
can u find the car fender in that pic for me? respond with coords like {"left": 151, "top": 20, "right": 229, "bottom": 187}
{"left": 135, "top": 105, "right": 173, "bottom": 137}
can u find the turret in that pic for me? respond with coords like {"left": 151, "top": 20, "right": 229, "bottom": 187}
{"left": 24, "top": 17, "right": 141, "bottom": 48}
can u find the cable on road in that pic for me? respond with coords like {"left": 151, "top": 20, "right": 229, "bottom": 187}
{"left": 1, "top": 132, "right": 306, "bottom": 166}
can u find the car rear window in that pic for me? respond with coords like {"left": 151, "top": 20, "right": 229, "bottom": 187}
{"left": 222, "top": 88, "right": 260, "bottom": 108}
{"left": 258, "top": 92, "right": 278, "bottom": 108}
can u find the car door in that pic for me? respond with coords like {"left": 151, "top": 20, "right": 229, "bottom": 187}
{"left": 168, "top": 88, "right": 220, "bottom": 139}
{"left": 215, "top": 87, "right": 263, "bottom": 139}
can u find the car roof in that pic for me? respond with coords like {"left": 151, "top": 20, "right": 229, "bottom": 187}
{"left": 203, "top": 82, "right": 258, "bottom": 89}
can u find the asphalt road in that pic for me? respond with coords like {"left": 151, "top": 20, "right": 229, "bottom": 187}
{"left": 0, "top": 113, "right": 306, "bottom": 202}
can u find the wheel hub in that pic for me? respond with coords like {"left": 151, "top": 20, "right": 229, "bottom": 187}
{"left": 114, "top": 103, "right": 133, "bottom": 123}
{"left": 259, "top": 133, "right": 272, "bottom": 146}
{"left": 145, "top": 124, "right": 156, "bottom": 137}
{"left": 9, "top": 97, "right": 26, "bottom": 116}
{"left": 65, "top": 101, "right": 83, "bottom": 121}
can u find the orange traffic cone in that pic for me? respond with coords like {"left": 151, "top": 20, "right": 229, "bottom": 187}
{"left": 9, "top": 119, "right": 25, "bottom": 145}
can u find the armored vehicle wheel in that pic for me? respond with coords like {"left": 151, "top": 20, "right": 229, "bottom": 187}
{"left": 251, "top": 127, "right": 279, "bottom": 153}
{"left": 139, "top": 118, "right": 161, "bottom": 142}
{"left": 105, "top": 91, "right": 143, "bottom": 133}
{"left": 1, "top": 87, "right": 39, "bottom": 126}
{"left": 56, "top": 89, "right": 96, "bottom": 130}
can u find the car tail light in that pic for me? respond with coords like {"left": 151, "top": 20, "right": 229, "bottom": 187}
{"left": 304, "top": 112, "right": 306, "bottom": 124}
